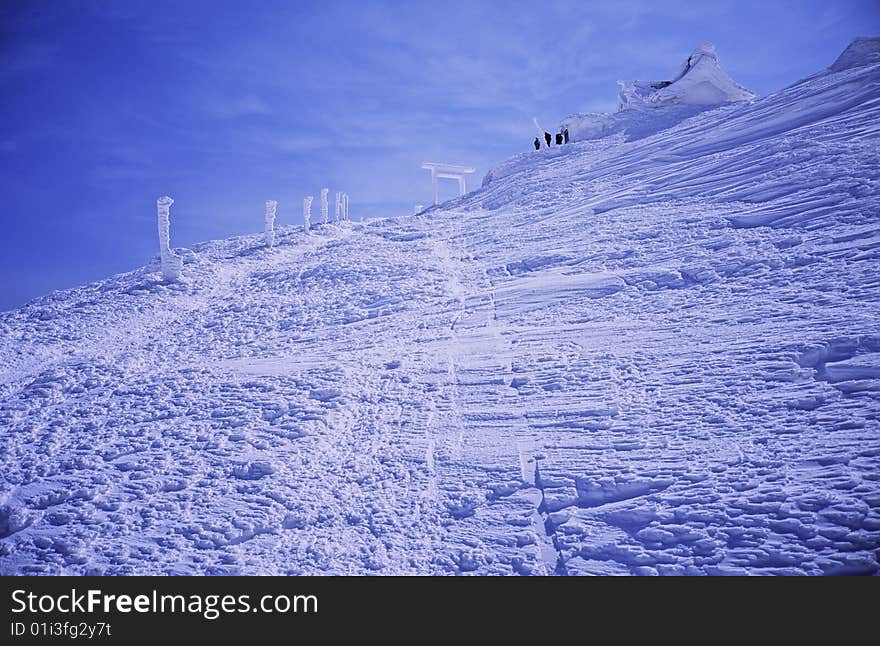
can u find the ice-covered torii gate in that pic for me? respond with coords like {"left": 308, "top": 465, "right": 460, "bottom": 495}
{"left": 421, "top": 162, "right": 475, "bottom": 205}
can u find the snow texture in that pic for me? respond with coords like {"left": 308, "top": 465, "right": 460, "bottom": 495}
{"left": 1, "top": 40, "right": 878, "bottom": 575}
{"left": 264, "top": 200, "right": 277, "bottom": 248}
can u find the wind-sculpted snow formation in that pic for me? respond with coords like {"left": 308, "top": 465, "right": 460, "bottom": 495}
{"left": 562, "top": 42, "right": 755, "bottom": 143}
{"left": 618, "top": 42, "right": 755, "bottom": 111}
{"left": 0, "top": 40, "right": 878, "bottom": 575}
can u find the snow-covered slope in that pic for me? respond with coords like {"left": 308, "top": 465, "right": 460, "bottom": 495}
{"left": 829, "top": 36, "right": 880, "bottom": 73}
{"left": 1, "top": 40, "right": 879, "bottom": 575}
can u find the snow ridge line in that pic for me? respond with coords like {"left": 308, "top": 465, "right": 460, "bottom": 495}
{"left": 533, "top": 460, "right": 569, "bottom": 576}
{"left": 480, "top": 260, "right": 566, "bottom": 575}
{"left": 516, "top": 438, "right": 565, "bottom": 576}
{"left": 434, "top": 227, "right": 567, "bottom": 574}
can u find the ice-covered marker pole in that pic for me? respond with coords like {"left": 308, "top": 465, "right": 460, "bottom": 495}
{"left": 264, "top": 199, "right": 277, "bottom": 247}
{"left": 533, "top": 117, "right": 547, "bottom": 148}
{"left": 320, "top": 188, "right": 329, "bottom": 225}
{"left": 303, "top": 195, "right": 313, "bottom": 231}
{"left": 343, "top": 193, "right": 350, "bottom": 221}
{"left": 321, "top": 188, "right": 329, "bottom": 223}
{"left": 156, "top": 195, "right": 180, "bottom": 282}
{"left": 334, "top": 191, "right": 341, "bottom": 223}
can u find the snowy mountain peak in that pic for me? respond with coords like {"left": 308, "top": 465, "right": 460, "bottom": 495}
{"left": 829, "top": 36, "right": 880, "bottom": 73}
{"left": 559, "top": 42, "right": 755, "bottom": 143}
{"left": 617, "top": 41, "right": 755, "bottom": 111}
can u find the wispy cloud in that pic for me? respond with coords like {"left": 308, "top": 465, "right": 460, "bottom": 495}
{"left": 2, "top": 0, "right": 879, "bottom": 310}
{"left": 206, "top": 94, "right": 274, "bottom": 120}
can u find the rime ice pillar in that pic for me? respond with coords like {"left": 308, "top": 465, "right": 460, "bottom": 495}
{"left": 334, "top": 191, "right": 341, "bottom": 223}
{"left": 156, "top": 196, "right": 181, "bottom": 282}
{"left": 303, "top": 196, "right": 313, "bottom": 231}
{"left": 421, "top": 162, "right": 476, "bottom": 205}
{"left": 320, "top": 188, "right": 329, "bottom": 225}
{"left": 343, "top": 193, "right": 350, "bottom": 221}
{"left": 264, "top": 200, "right": 277, "bottom": 247}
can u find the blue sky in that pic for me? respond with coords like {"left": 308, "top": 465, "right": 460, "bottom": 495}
{"left": 1, "top": 0, "right": 878, "bottom": 311}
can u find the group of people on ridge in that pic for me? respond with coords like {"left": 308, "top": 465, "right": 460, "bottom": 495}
{"left": 534, "top": 128, "right": 569, "bottom": 150}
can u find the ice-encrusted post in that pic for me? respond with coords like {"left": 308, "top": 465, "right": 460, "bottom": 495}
{"left": 264, "top": 199, "right": 277, "bottom": 247}
{"left": 320, "top": 188, "right": 329, "bottom": 225}
{"left": 334, "top": 191, "right": 341, "bottom": 223}
{"left": 303, "top": 196, "right": 313, "bottom": 231}
{"left": 532, "top": 117, "right": 546, "bottom": 148}
{"left": 156, "top": 196, "right": 180, "bottom": 282}
{"left": 343, "top": 193, "right": 350, "bottom": 221}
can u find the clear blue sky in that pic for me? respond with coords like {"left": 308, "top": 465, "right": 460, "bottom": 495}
{"left": 1, "top": 0, "right": 878, "bottom": 311}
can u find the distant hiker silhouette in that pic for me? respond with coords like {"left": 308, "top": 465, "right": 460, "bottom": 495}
{"left": 534, "top": 137, "right": 541, "bottom": 150}
{"left": 555, "top": 132, "right": 563, "bottom": 145}
{"left": 563, "top": 128, "right": 570, "bottom": 143}
{"left": 544, "top": 132, "right": 552, "bottom": 147}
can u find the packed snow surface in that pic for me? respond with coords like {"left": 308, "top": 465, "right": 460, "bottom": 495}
{"left": 1, "top": 41, "right": 879, "bottom": 575}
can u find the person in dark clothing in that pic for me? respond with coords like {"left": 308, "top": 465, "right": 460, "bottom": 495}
{"left": 544, "top": 132, "right": 552, "bottom": 147}
{"left": 563, "top": 128, "right": 570, "bottom": 143}
{"left": 555, "top": 132, "right": 563, "bottom": 145}
{"left": 534, "top": 137, "right": 541, "bottom": 150}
